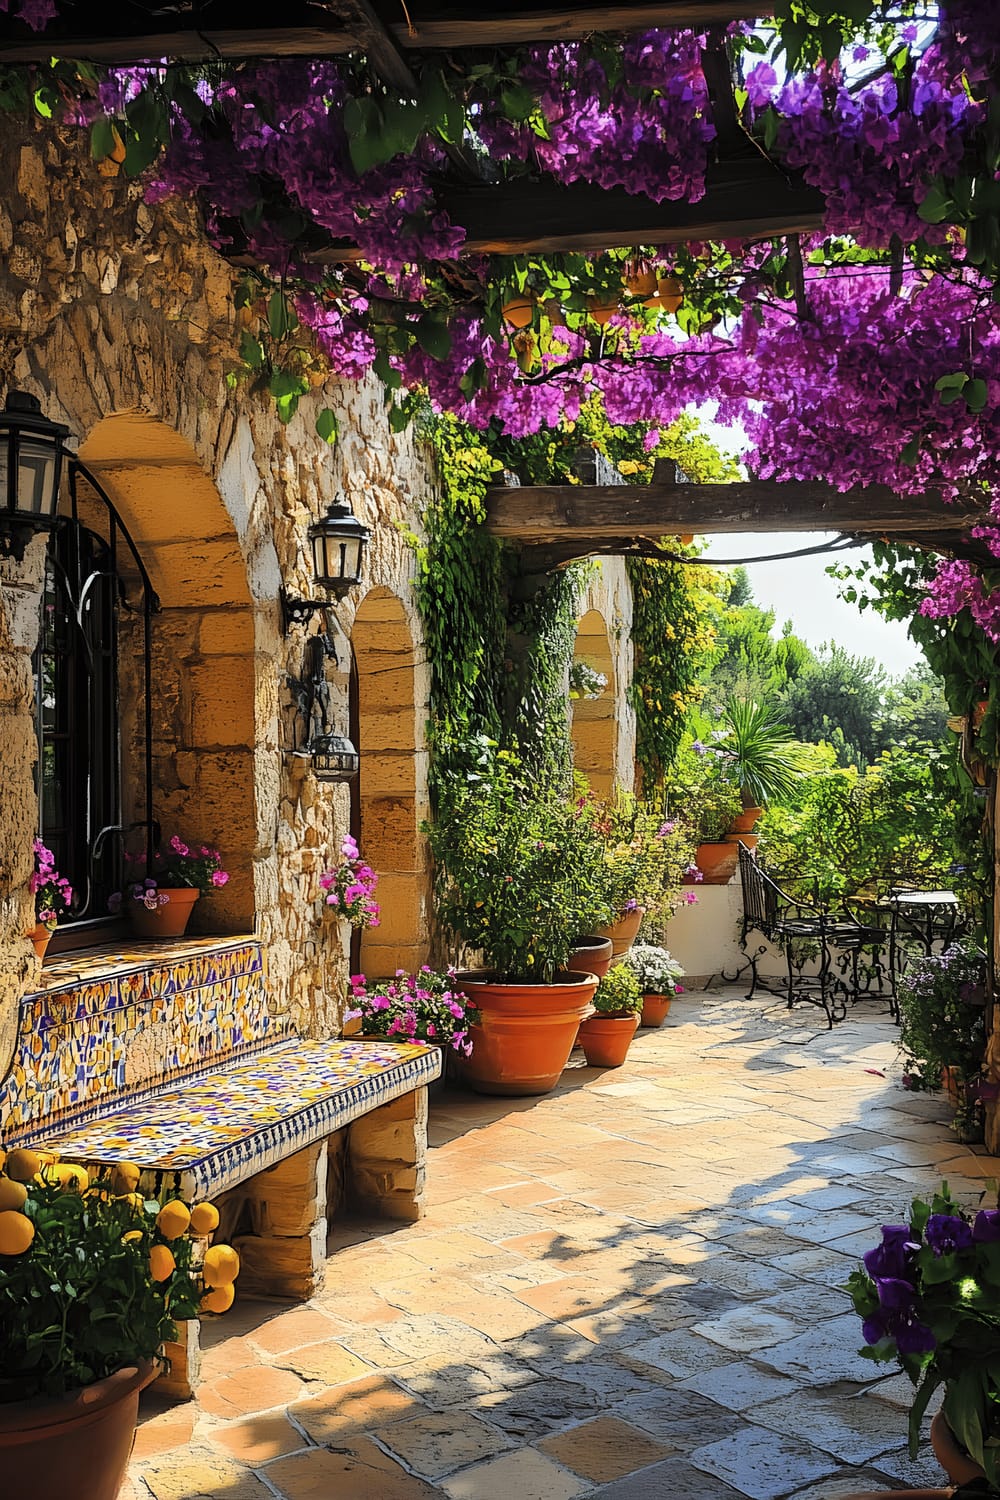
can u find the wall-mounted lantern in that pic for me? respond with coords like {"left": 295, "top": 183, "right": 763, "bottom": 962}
{"left": 281, "top": 499, "right": 370, "bottom": 630}
{"left": 0, "top": 390, "right": 71, "bottom": 559}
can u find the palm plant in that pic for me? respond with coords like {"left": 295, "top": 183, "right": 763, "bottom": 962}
{"left": 723, "top": 699, "right": 806, "bottom": 810}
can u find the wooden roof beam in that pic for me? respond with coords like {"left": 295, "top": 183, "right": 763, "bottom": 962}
{"left": 300, "top": 157, "right": 825, "bottom": 262}
{"left": 485, "top": 470, "right": 982, "bottom": 542}
{"left": 0, "top": 4, "right": 775, "bottom": 64}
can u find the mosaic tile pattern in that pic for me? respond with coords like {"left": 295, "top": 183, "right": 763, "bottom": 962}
{"left": 1, "top": 938, "right": 284, "bottom": 1143}
{"left": 40, "top": 1038, "right": 441, "bottom": 1199}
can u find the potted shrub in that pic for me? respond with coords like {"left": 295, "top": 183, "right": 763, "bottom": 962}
{"left": 425, "top": 752, "right": 612, "bottom": 1095}
{"left": 897, "top": 942, "right": 989, "bottom": 1143}
{"left": 847, "top": 1186, "right": 1000, "bottom": 1496}
{"left": 623, "top": 943, "right": 685, "bottom": 1027}
{"left": 27, "top": 840, "right": 74, "bottom": 960}
{"left": 0, "top": 1148, "right": 240, "bottom": 1499}
{"left": 583, "top": 788, "right": 674, "bottom": 955}
{"left": 722, "top": 698, "right": 805, "bottom": 832}
{"left": 112, "top": 834, "right": 230, "bottom": 938}
{"left": 577, "top": 963, "right": 643, "bottom": 1068}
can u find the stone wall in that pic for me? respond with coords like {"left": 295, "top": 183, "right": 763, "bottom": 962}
{"left": 572, "top": 561, "right": 636, "bottom": 793}
{"left": 0, "top": 113, "right": 436, "bottom": 1063}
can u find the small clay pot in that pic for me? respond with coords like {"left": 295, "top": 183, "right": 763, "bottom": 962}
{"left": 28, "top": 922, "right": 54, "bottom": 960}
{"left": 577, "top": 1012, "right": 639, "bottom": 1068}
{"left": 128, "top": 886, "right": 200, "bottom": 939}
{"left": 594, "top": 907, "right": 645, "bottom": 958}
{"left": 640, "top": 993, "right": 672, "bottom": 1028}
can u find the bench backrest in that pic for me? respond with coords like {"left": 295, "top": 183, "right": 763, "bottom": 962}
{"left": 0, "top": 938, "right": 289, "bottom": 1146}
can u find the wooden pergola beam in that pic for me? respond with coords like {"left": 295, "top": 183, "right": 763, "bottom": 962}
{"left": 485, "top": 472, "right": 983, "bottom": 543}
{"left": 301, "top": 158, "right": 824, "bottom": 262}
{"left": 0, "top": 4, "right": 774, "bottom": 64}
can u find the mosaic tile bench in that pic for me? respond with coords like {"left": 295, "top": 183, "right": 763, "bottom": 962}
{"left": 0, "top": 937, "right": 442, "bottom": 1397}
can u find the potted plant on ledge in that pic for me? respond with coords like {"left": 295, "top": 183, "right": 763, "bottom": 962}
{"left": 27, "top": 840, "right": 74, "bottom": 960}
{"left": 425, "top": 751, "right": 613, "bottom": 1095}
{"left": 577, "top": 963, "right": 643, "bottom": 1068}
{"left": 0, "top": 1148, "right": 241, "bottom": 1499}
{"left": 113, "top": 834, "right": 230, "bottom": 938}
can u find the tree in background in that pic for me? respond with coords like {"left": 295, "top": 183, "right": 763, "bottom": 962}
{"left": 876, "top": 662, "right": 950, "bottom": 748}
{"left": 777, "top": 643, "right": 887, "bottom": 770}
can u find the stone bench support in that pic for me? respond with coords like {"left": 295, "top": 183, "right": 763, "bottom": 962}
{"left": 348, "top": 1085, "right": 428, "bottom": 1222}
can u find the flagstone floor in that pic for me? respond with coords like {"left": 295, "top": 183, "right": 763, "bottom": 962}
{"left": 126, "top": 985, "right": 999, "bottom": 1500}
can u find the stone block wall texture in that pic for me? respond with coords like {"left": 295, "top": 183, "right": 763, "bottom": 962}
{"left": 0, "top": 113, "right": 438, "bottom": 1071}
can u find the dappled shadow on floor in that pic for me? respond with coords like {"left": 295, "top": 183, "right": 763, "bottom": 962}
{"left": 127, "top": 986, "right": 997, "bottom": 1500}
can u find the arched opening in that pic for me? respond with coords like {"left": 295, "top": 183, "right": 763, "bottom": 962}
{"left": 74, "top": 413, "right": 257, "bottom": 933}
{"left": 570, "top": 608, "right": 616, "bottom": 799}
{"left": 350, "top": 588, "right": 430, "bottom": 978}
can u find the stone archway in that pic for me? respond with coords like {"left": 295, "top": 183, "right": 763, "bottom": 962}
{"left": 571, "top": 607, "right": 616, "bottom": 799}
{"left": 77, "top": 413, "right": 257, "bottom": 932}
{"left": 350, "top": 588, "right": 430, "bottom": 979}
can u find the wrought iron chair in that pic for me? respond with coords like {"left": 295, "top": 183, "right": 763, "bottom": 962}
{"left": 735, "top": 846, "right": 886, "bottom": 1028}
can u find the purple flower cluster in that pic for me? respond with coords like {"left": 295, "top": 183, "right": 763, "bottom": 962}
{"left": 30, "top": 838, "right": 74, "bottom": 926}
{"left": 346, "top": 967, "right": 475, "bottom": 1055}
{"left": 860, "top": 1224, "right": 936, "bottom": 1354}
{"left": 320, "top": 835, "right": 380, "bottom": 929}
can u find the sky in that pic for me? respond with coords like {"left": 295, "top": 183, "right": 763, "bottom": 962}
{"left": 699, "top": 531, "right": 923, "bottom": 679}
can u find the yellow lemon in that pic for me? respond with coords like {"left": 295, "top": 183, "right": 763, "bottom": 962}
{"left": 155, "top": 1200, "right": 191, "bottom": 1240}
{"left": 200, "top": 1282, "right": 235, "bottom": 1314}
{"left": 0, "top": 1178, "right": 27, "bottom": 1212}
{"left": 189, "top": 1202, "right": 220, "bottom": 1237}
{"left": 5, "top": 1149, "right": 40, "bottom": 1182}
{"left": 0, "top": 1210, "right": 34, "bottom": 1255}
{"left": 122, "top": 1229, "right": 143, "bottom": 1244}
{"left": 53, "top": 1164, "right": 89, "bottom": 1193}
{"left": 202, "top": 1244, "right": 240, "bottom": 1287}
{"left": 108, "top": 1162, "right": 141, "bottom": 1196}
{"left": 149, "top": 1244, "right": 176, "bottom": 1282}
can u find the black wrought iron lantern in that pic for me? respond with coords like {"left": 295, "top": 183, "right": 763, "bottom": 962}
{"left": 0, "top": 391, "right": 70, "bottom": 558}
{"left": 309, "top": 499, "right": 369, "bottom": 598}
{"left": 308, "top": 732, "right": 361, "bottom": 782}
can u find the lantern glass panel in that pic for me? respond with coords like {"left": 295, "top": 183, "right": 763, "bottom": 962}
{"left": 0, "top": 433, "right": 61, "bottom": 519}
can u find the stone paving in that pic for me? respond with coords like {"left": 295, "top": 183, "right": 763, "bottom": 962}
{"left": 126, "top": 985, "right": 1000, "bottom": 1500}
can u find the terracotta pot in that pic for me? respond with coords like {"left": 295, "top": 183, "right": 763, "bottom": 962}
{"left": 0, "top": 1360, "right": 155, "bottom": 1500}
{"left": 726, "top": 831, "right": 759, "bottom": 851}
{"left": 128, "top": 887, "right": 200, "bottom": 939}
{"left": 931, "top": 1409, "right": 987, "bottom": 1487}
{"left": 729, "top": 805, "right": 763, "bottom": 835}
{"left": 624, "top": 268, "right": 657, "bottom": 298}
{"left": 578, "top": 1012, "right": 639, "bottom": 1068}
{"left": 594, "top": 907, "right": 645, "bottom": 959}
{"left": 460, "top": 974, "right": 598, "bottom": 1096}
{"left": 28, "top": 922, "right": 54, "bottom": 960}
{"left": 640, "top": 992, "right": 672, "bottom": 1028}
{"left": 567, "top": 935, "right": 614, "bottom": 981}
{"left": 686, "top": 842, "right": 739, "bottom": 885}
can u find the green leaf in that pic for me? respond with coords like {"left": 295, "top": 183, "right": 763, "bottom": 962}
{"left": 90, "top": 116, "right": 117, "bottom": 162}
{"left": 414, "top": 316, "right": 452, "bottom": 361}
{"left": 345, "top": 96, "right": 385, "bottom": 175}
{"left": 267, "top": 291, "right": 294, "bottom": 342}
{"left": 918, "top": 183, "right": 955, "bottom": 225}
{"left": 500, "top": 83, "right": 536, "bottom": 123}
{"left": 901, "top": 433, "right": 922, "bottom": 466}
{"left": 965, "top": 377, "right": 988, "bottom": 413}
{"left": 238, "top": 331, "right": 266, "bottom": 371}
{"left": 316, "top": 409, "right": 339, "bottom": 445}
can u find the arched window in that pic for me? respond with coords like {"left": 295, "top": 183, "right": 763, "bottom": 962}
{"left": 35, "top": 518, "right": 122, "bottom": 926}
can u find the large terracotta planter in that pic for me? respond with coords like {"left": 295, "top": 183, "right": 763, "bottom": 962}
{"left": 460, "top": 974, "right": 598, "bottom": 1096}
{"left": 686, "top": 841, "right": 738, "bottom": 885}
{"left": 567, "top": 936, "right": 614, "bottom": 981}
{"left": 640, "top": 992, "right": 672, "bottom": 1028}
{"left": 28, "top": 922, "right": 54, "bottom": 960}
{"left": 0, "top": 1360, "right": 155, "bottom": 1500}
{"left": 725, "top": 830, "right": 759, "bottom": 852}
{"left": 578, "top": 1012, "right": 639, "bottom": 1068}
{"left": 594, "top": 907, "right": 645, "bottom": 958}
{"left": 128, "top": 887, "right": 200, "bottom": 938}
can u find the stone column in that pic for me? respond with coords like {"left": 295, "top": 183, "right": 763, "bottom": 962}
{"left": 234, "top": 1139, "right": 329, "bottom": 1299}
{"left": 347, "top": 1085, "right": 428, "bottom": 1222}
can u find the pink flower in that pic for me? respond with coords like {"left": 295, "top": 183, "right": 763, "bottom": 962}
{"left": 211, "top": 870, "right": 229, "bottom": 886}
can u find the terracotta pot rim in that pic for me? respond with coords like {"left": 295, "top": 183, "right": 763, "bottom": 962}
{"left": 570, "top": 936, "right": 614, "bottom": 954}
{"left": 459, "top": 972, "right": 600, "bottom": 992}
{"left": 0, "top": 1359, "right": 157, "bottom": 1438}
